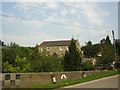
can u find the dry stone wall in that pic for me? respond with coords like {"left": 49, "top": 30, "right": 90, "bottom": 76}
{"left": 1, "top": 70, "right": 107, "bottom": 88}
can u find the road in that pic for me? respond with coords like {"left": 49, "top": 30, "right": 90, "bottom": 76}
{"left": 60, "top": 75, "right": 119, "bottom": 88}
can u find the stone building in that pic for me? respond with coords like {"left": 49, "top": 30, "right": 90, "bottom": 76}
{"left": 82, "top": 58, "right": 96, "bottom": 66}
{"left": 38, "top": 40, "right": 81, "bottom": 57}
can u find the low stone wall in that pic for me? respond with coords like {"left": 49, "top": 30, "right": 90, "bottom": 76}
{"left": 1, "top": 70, "right": 108, "bottom": 88}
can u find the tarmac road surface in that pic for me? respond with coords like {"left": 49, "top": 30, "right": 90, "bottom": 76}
{"left": 60, "top": 75, "right": 119, "bottom": 88}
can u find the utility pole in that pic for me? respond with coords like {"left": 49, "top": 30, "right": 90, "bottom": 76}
{"left": 112, "top": 30, "right": 117, "bottom": 62}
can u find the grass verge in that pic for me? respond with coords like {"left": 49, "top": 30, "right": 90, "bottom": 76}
{"left": 32, "top": 70, "right": 119, "bottom": 89}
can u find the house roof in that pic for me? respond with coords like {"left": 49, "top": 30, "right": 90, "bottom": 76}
{"left": 82, "top": 58, "right": 95, "bottom": 62}
{"left": 0, "top": 45, "right": 6, "bottom": 49}
{"left": 0, "top": 46, "right": 2, "bottom": 49}
{"left": 39, "top": 40, "right": 71, "bottom": 47}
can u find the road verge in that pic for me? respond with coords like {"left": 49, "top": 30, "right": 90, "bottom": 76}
{"left": 32, "top": 70, "right": 119, "bottom": 89}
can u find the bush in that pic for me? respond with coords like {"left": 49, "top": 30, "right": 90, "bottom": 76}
{"left": 30, "top": 55, "right": 64, "bottom": 72}
{"left": 3, "top": 55, "right": 30, "bottom": 73}
{"left": 80, "top": 61, "right": 95, "bottom": 71}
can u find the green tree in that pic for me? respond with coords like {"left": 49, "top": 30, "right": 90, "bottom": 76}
{"left": 3, "top": 62, "right": 15, "bottom": 73}
{"left": 81, "top": 41, "right": 100, "bottom": 58}
{"left": 30, "top": 54, "right": 64, "bottom": 72}
{"left": 2, "top": 46, "right": 17, "bottom": 64}
{"left": 3, "top": 55, "right": 30, "bottom": 73}
{"left": 2, "top": 42, "right": 33, "bottom": 65}
{"left": 0, "top": 40, "right": 5, "bottom": 46}
{"left": 82, "top": 41, "right": 93, "bottom": 57}
{"left": 63, "top": 38, "right": 82, "bottom": 71}
{"left": 115, "top": 39, "right": 120, "bottom": 59}
{"left": 15, "top": 55, "right": 30, "bottom": 72}
{"left": 97, "top": 35, "right": 115, "bottom": 69}
{"left": 114, "top": 39, "right": 120, "bottom": 69}
{"left": 81, "top": 61, "right": 95, "bottom": 71}
{"left": 2, "top": 41, "right": 65, "bottom": 72}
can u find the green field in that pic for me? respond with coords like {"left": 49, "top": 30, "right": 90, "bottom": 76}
{"left": 32, "top": 70, "right": 119, "bottom": 89}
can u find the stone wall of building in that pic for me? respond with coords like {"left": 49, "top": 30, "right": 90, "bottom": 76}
{"left": 1, "top": 70, "right": 108, "bottom": 88}
{"left": 38, "top": 40, "right": 81, "bottom": 57}
{"left": 38, "top": 46, "right": 68, "bottom": 57}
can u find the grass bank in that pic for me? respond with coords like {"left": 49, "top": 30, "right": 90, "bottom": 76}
{"left": 33, "top": 70, "right": 119, "bottom": 89}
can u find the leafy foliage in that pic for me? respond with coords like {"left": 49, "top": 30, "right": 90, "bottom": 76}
{"left": 2, "top": 42, "right": 64, "bottom": 73}
{"left": 0, "top": 40, "right": 5, "bottom": 46}
{"left": 81, "top": 41, "right": 100, "bottom": 58}
{"left": 115, "top": 39, "right": 120, "bottom": 59}
{"left": 81, "top": 61, "right": 95, "bottom": 71}
{"left": 3, "top": 55, "right": 30, "bottom": 73}
{"left": 81, "top": 35, "right": 120, "bottom": 70}
{"left": 2, "top": 35, "right": 119, "bottom": 72}
{"left": 63, "top": 38, "right": 82, "bottom": 71}
{"left": 30, "top": 55, "right": 64, "bottom": 72}
{"left": 97, "top": 35, "right": 115, "bottom": 69}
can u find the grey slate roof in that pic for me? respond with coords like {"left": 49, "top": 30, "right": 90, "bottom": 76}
{"left": 39, "top": 40, "right": 71, "bottom": 47}
{"left": 0, "top": 46, "right": 6, "bottom": 49}
{"left": 82, "top": 58, "right": 94, "bottom": 62}
{"left": 0, "top": 46, "right": 2, "bottom": 49}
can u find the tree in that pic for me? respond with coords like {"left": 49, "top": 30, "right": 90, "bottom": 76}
{"left": 3, "top": 55, "right": 30, "bottom": 73}
{"left": 15, "top": 55, "right": 30, "bottom": 72}
{"left": 80, "top": 61, "right": 95, "bottom": 71}
{"left": 63, "top": 38, "right": 82, "bottom": 71}
{"left": 114, "top": 39, "right": 120, "bottom": 69}
{"left": 2, "top": 46, "right": 17, "bottom": 64}
{"left": 30, "top": 54, "right": 64, "bottom": 72}
{"left": 2, "top": 42, "right": 32, "bottom": 65}
{"left": 82, "top": 41, "right": 93, "bottom": 58}
{"left": 2, "top": 41, "right": 65, "bottom": 72}
{"left": 81, "top": 41, "right": 100, "bottom": 58}
{"left": 0, "top": 40, "right": 5, "bottom": 46}
{"left": 115, "top": 39, "right": 120, "bottom": 59}
{"left": 3, "top": 62, "right": 16, "bottom": 73}
{"left": 97, "top": 35, "right": 115, "bottom": 69}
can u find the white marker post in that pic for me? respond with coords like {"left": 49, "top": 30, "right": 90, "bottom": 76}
{"left": 61, "top": 74, "right": 67, "bottom": 79}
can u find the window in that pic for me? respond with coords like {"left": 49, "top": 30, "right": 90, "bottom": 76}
{"left": 60, "top": 47, "right": 63, "bottom": 51}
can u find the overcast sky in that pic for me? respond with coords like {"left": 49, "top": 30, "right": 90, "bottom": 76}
{"left": 1, "top": 2, "right": 118, "bottom": 47}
